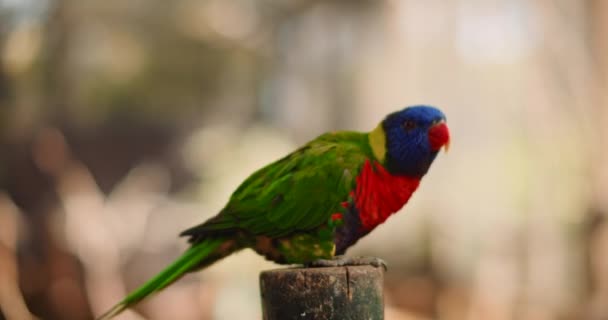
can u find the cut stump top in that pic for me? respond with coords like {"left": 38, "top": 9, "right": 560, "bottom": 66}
{"left": 260, "top": 265, "right": 384, "bottom": 320}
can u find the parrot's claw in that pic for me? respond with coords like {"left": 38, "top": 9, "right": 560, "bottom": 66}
{"left": 306, "top": 256, "right": 387, "bottom": 271}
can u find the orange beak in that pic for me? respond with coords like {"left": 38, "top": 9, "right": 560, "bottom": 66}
{"left": 428, "top": 120, "right": 450, "bottom": 153}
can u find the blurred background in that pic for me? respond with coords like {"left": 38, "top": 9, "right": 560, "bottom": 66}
{"left": 1, "top": 0, "right": 608, "bottom": 319}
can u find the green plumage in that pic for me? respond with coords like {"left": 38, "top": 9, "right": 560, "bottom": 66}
{"left": 183, "top": 131, "right": 373, "bottom": 238}
{"left": 99, "top": 132, "right": 376, "bottom": 319}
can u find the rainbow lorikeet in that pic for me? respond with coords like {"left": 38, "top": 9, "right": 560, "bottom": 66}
{"left": 99, "top": 105, "right": 450, "bottom": 319}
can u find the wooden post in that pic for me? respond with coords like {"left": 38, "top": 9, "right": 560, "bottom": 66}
{"left": 260, "top": 265, "right": 384, "bottom": 320}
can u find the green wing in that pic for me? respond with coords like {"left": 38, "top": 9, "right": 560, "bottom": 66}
{"left": 181, "top": 131, "right": 373, "bottom": 239}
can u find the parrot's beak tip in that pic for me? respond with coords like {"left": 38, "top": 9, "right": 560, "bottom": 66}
{"left": 428, "top": 120, "right": 450, "bottom": 153}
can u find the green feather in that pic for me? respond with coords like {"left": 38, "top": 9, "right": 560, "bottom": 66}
{"left": 181, "top": 131, "right": 375, "bottom": 240}
{"left": 97, "top": 238, "right": 224, "bottom": 320}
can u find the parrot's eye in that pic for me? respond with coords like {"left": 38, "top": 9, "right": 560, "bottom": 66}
{"left": 402, "top": 120, "right": 417, "bottom": 132}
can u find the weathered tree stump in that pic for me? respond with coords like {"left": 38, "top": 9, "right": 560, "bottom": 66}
{"left": 260, "top": 265, "right": 384, "bottom": 320}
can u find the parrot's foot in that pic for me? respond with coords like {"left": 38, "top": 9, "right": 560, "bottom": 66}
{"left": 306, "top": 256, "right": 387, "bottom": 271}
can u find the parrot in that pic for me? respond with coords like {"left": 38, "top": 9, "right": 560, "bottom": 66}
{"left": 98, "top": 105, "right": 450, "bottom": 319}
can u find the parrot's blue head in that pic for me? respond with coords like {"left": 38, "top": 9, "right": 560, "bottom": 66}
{"left": 370, "top": 105, "right": 450, "bottom": 177}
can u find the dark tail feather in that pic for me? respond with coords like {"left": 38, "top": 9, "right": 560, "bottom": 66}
{"left": 97, "top": 238, "right": 225, "bottom": 320}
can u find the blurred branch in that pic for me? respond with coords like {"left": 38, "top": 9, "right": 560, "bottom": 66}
{"left": 0, "top": 194, "right": 37, "bottom": 320}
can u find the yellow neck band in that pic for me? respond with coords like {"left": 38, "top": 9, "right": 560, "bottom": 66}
{"left": 368, "top": 123, "right": 386, "bottom": 162}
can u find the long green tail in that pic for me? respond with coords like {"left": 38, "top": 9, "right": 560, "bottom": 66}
{"left": 97, "top": 238, "right": 225, "bottom": 320}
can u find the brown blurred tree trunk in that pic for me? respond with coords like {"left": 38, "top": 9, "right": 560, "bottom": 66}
{"left": 585, "top": 1, "right": 608, "bottom": 319}
{"left": 531, "top": 1, "right": 607, "bottom": 318}
{"left": 41, "top": 0, "right": 76, "bottom": 125}
{"left": 0, "top": 10, "right": 12, "bottom": 132}
{"left": 5, "top": 1, "right": 95, "bottom": 319}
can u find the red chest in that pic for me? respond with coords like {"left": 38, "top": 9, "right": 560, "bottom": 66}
{"left": 354, "top": 160, "right": 420, "bottom": 231}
